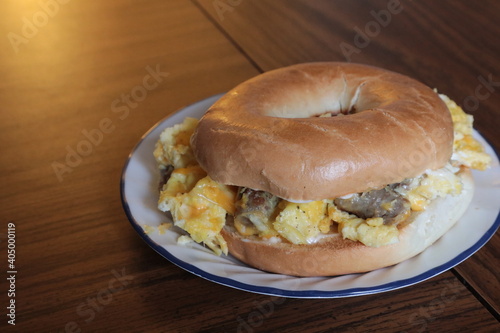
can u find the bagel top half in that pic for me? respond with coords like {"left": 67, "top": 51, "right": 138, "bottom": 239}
{"left": 191, "top": 62, "right": 453, "bottom": 202}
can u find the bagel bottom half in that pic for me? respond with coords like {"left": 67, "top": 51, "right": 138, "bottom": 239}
{"left": 220, "top": 169, "right": 474, "bottom": 277}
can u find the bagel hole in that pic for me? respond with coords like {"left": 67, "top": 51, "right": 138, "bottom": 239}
{"left": 315, "top": 105, "right": 357, "bottom": 118}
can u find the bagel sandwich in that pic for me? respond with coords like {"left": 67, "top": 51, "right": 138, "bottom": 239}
{"left": 153, "top": 63, "right": 491, "bottom": 276}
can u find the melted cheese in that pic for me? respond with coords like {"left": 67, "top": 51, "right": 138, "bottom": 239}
{"left": 406, "top": 163, "right": 462, "bottom": 212}
{"left": 193, "top": 177, "right": 237, "bottom": 215}
{"left": 328, "top": 205, "right": 399, "bottom": 247}
{"left": 153, "top": 117, "right": 199, "bottom": 169}
{"left": 167, "top": 177, "right": 229, "bottom": 255}
{"left": 158, "top": 166, "right": 207, "bottom": 212}
{"left": 273, "top": 200, "right": 330, "bottom": 244}
{"left": 156, "top": 118, "right": 231, "bottom": 255}
{"left": 440, "top": 94, "right": 491, "bottom": 170}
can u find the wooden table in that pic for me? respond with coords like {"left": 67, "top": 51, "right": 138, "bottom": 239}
{"left": 1, "top": 1, "right": 499, "bottom": 331}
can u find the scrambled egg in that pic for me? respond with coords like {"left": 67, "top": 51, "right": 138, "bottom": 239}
{"left": 156, "top": 118, "right": 235, "bottom": 255}
{"left": 142, "top": 222, "right": 173, "bottom": 235}
{"left": 154, "top": 117, "right": 198, "bottom": 169}
{"left": 405, "top": 163, "right": 462, "bottom": 212}
{"left": 440, "top": 94, "right": 491, "bottom": 170}
{"left": 273, "top": 200, "right": 330, "bottom": 244}
{"left": 328, "top": 205, "right": 399, "bottom": 247}
{"left": 168, "top": 176, "right": 233, "bottom": 254}
{"left": 155, "top": 95, "right": 491, "bottom": 251}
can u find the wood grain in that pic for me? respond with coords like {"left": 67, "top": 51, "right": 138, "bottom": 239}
{"left": 0, "top": 0, "right": 499, "bottom": 331}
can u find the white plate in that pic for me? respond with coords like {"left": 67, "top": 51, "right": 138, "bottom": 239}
{"left": 120, "top": 94, "right": 500, "bottom": 298}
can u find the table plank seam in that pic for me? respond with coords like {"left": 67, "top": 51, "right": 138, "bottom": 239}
{"left": 451, "top": 268, "right": 500, "bottom": 322}
{"left": 191, "top": 0, "right": 265, "bottom": 74}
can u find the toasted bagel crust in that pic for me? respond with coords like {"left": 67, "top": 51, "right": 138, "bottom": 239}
{"left": 220, "top": 169, "right": 473, "bottom": 277}
{"left": 191, "top": 62, "right": 453, "bottom": 201}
